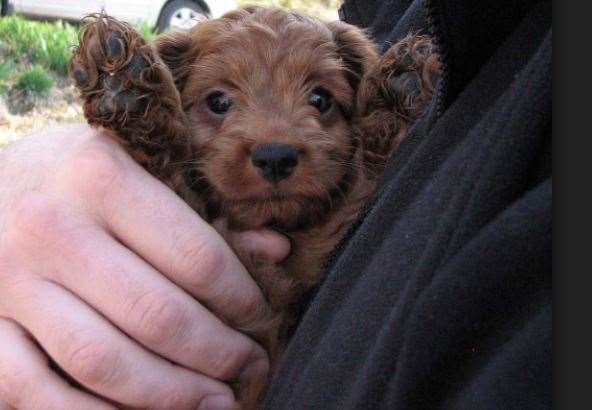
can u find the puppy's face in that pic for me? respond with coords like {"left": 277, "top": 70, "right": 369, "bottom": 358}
{"left": 158, "top": 8, "right": 377, "bottom": 229}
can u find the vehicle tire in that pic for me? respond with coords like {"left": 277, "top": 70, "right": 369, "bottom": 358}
{"left": 1, "top": 0, "right": 14, "bottom": 15}
{"left": 157, "top": 0, "right": 206, "bottom": 32}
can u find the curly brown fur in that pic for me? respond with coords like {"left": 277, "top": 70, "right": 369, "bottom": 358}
{"left": 357, "top": 34, "right": 441, "bottom": 176}
{"left": 70, "top": 7, "right": 439, "bottom": 408}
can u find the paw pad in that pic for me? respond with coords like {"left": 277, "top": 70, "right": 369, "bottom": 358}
{"left": 104, "top": 75, "right": 122, "bottom": 92}
{"left": 389, "top": 72, "right": 420, "bottom": 98}
{"left": 105, "top": 32, "right": 125, "bottom": 61}
{"left": 129, "top": 54, "right": 148, "bottom": 77}
{"left": 116, "top": 90, "right": 145, "bottom": 113}
{"left": 71, "top": 62, "right": 90, "bottom": 87}
{"left": 99, "top": 94, "right": 116, "bottom": 116}
{"left": 398, "top": 52, "right": 415, "bottom": 70}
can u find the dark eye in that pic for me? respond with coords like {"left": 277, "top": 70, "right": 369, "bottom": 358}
{"left": 309, "top": 87, "right": 333, "bottom": 114}
{"left": 206, "top": 91, "right": 233, "bottom": 115}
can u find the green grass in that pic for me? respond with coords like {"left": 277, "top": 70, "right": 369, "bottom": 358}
{"left": 0, "top": 15, "right": 78, "bottom": 76}
{"left": 0, "top": 15, "right": 158, "bottom": 98}
{"left": 136, "top": 21, "right": 156, "bottom": 41}
{"left": 0, "top": 4, "right": 336, "bottom": 85}
{"left": 0, "top": 59, "right": 16, "bottom": 95}
{"left": 15, "top": 65, "right": 55, "bottom": 93}
{"left": 0, "top": 60, "right": 15, "bottom": 80}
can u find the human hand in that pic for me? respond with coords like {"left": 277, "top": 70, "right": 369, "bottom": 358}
{"left": 0, "top": 125, "right": 291, "bottom": 409}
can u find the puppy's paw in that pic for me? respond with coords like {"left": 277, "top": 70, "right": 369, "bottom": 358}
{"left": 70, "top": 14, "right": 190, "bottom": 162}
{"left": 378, "top": 34, "right": 440, "bottom": 117}
{"left": 357, "top": 34, "right": 440, "bottom": 177}
{"left": 71, "top": 14, "right": 157, "bottom": 128}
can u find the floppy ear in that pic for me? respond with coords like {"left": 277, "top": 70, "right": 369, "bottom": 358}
{"left": 153, "top": 28, "right": 195, "bottom": 92}
{"left": 327, "top": 21, "right": 379, "bottom": 92}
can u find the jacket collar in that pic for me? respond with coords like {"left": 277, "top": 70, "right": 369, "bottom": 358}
{"left": 340, "top": 0, "right": 546, "bottom": 111}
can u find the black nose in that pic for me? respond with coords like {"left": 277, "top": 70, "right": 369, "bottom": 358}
{"left": 251, "top": 143, "right": 299, "bottom": 183}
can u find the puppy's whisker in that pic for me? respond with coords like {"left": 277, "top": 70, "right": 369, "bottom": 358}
{"left": 168, "top": 159, "right": 206, "bottom": 167}
{"left": 332, "top": 159, "right": 365, "bottom": 170}
{"left": 325, "top": 180, "right": 348, "bottom": 203}
{"left": 308, "top": 180, "right": 336, "bottom": 210}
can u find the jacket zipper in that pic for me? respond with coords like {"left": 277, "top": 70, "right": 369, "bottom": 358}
{"left": 425, "top": 0, "right": 448, "bottom": 118}
{"left": 320, "top": 0, "right": 451, "bottom": 283}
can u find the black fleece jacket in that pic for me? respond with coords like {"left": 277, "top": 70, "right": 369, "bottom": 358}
{"left": 264, "top": 0, "right": 551, "bottom": 408}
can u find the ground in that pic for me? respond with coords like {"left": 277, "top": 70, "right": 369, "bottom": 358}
{"left": 0, "top": 81, "right": 84, "bottom": 148}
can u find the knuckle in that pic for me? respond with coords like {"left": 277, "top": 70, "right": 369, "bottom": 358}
{"left": 8, "top": 193, "right": 70, "bottom": 247}
{"left": 0, "top": 363, "right": 32, "bottom": 408}
{"left": 59, "top": 139, "right": 124, "bottom": 199}
{"left": 207, "top": 339, "right": 252, "bottom": 381}
{"left": 153, "top": 387, "right": 202, "bottom": 410}
{"left": 132, "top": 290, "right": 190, "bottom": 346}
{"left": 174, "top": 238, "right": 227, "bottom": 293}
{"left": 2, "top": 193, "right": 88, "bottom": 284}
{"left": 64, "top": 336, "right": 121, "bottom": 388}
{"left": 240, "top": 293, "right": 268, "bottom": 325}
{"left": 0, "top": 247, "right": 13, "bottom": 283}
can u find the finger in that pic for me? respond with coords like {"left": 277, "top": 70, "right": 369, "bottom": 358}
{"left": 6, "top": 191, "right": 268, "bottom": 384}
{"left": 88, "top": 147, "right": 272, "bottom": 328}
{"left": 2, "top": 278, "right": 235, "bottom": 410}
{"left": 228, "top": 229, "right": 291, "bottom": 262}
{"left": 14, "top": 203, "right": 269, "bottom": 382}
{"left": 0, "top": 401, "right": 15, "bottom": 410}
{"left": 0, "top": 318, "right": 115, "bottom": 410}
{"left": 212, "top": 219, "right": 292, "bottom": 263}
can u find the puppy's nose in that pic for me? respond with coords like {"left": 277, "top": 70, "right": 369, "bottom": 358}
{"left": 251, "top": 143, "right": 299, "bottom": 183}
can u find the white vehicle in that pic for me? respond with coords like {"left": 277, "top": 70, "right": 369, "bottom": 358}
{"left": 1, "top": 0, "right": 237, "bottom": 31}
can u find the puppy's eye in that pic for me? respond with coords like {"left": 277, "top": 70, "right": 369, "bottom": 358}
{"left": 309, "top": 87, "right": 333, "bottom": 114}
{"left": 206, "top": 91, "right": 233, "bottom": 115}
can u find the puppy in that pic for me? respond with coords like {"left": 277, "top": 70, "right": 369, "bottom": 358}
{"left": 70, "top": 6, "right": 439, "bottom": 407}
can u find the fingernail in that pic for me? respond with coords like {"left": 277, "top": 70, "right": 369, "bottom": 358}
{"left": 198, "top": 395, "right": 235, "bottom": 410}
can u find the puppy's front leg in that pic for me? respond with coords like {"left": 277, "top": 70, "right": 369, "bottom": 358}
{"left": 70, "top": 14, "right": 192, "bottom": 189}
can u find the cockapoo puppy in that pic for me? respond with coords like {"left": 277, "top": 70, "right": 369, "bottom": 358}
{"left": 70, "top": 6, "right": 439, "bottom": 407}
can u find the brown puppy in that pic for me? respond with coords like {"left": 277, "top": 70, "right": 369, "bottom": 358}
{"left": 70, "top": 6, "right": 439, "bottom": 407}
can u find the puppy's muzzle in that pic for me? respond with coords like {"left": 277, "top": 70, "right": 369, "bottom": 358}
{"left": 251, "top": 143, "right": 299, "bottom": 183}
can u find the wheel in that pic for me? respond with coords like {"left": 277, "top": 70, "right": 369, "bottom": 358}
{"left": 2, "top": 0, "right": 14, "bottom": 16}
{"left": 157, "top": 0, "right": 206, "bottom": 32}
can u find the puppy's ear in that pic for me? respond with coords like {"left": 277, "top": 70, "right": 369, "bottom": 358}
{"left": 327, "top": 21, "right": 379, "bottom": 92}
{"left": 154, "top": 29, "right": 194, "bottom": 92}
